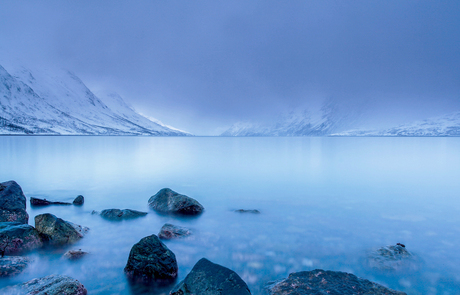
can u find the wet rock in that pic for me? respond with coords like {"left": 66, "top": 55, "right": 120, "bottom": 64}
{"left": 235, "top": 209, "right": 260, "bottom": 214}
{"left": 63, "top": 249, "right": 88, "bottom": 260}
{"left": 158, "top": 223, "right": 191, "bottom": 240}
{"left": 34, "top": 213, "right": 87, "bottom": 245}
{"left": 99, "top": 209, "right": 148, "bottom": 221}
{"left": 0, "top": 274, "right": 87, "bottom": 294}
{"left": 73, "top": 195, "right": 84, "bottom": 205}
{"left": 266, "top": 269, "right": 406, "bottom": 295}
{"left": 124, "top": 234, "right": 178, "bottom": 284}
{"left": 148, "top": 188, "right": 204, "bottom": 215}
{"left": 30, "top": 196, "right": 71, "bottom": 206}
{"left": 0, "top": 256, "right": 33, "bottom": 277}
{"left": 170, "top": 258, "right": 251, "bottom": 295}
{"left": 0, "top": 181, "right": 29, "bottom": 224}
{"left": 0, "top": 222, "right": 43, "bottom": 255}
{"left": 367, "top": 244, "right": 420, "bottom": 272}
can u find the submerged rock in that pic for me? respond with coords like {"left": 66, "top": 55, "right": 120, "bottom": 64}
{"left": 367, "top": 244, "right": 420, "bottom": 272}
{"left": 148, "top": 188, "right": 204, "bottom": 215}
{"left": 170, "top": 258, "right": 251, "bottom": 295}
{"left": 30, "top": 197, "right": 71, "bottom": 206}
{"left": 0, "top": 256, "right": 33, "bottom": 277}
{"left": 124, "top": 234, "right": 178, "bottom": 284}
{"left": 63, "top": 249, "right": 88, "bottom": 260}
{"left": 99, "top": 209, "right": 148, "bottom": 221}
{"left": 34, "top": 213, "right": 87, "bottom": 245}
{"left": 73, "top": 195, "right": 84, "bottom": 205}
{"left": 0, "top": 181, "right": 29, "bottom": 224}
{"left": 0, "top": 222, "right": 43, "bottom": 255}
{"left": 0, "top": 274, "right": 87, "bottom": 295}
{"left": 267, "top": 269, "right": 406, "bottom": 295}
{"left": 158, "top": 223, "right": 191, "bottom": 240}
{"left": 235, "top": 209, "right": 260, "bottom": 214}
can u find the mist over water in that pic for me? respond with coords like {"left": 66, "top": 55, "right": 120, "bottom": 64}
{"left": 1, "top": 136, "right": 460, "bottom": 294}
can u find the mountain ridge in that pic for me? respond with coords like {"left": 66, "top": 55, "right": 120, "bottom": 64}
{"left": 0, "top": 64, "right": 189, "bottom": 136}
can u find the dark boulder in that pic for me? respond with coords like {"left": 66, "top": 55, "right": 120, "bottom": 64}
{"left": 367, "top": 244, "right": 420, "bottom": 272}
{"left": 0, "top": 274, "right": 87, "bottom": 294}
{"left": 73, "top": 195, "right": 84, "bottom": 205}
{"left": 30, "top": 196, "right": 71, "bottom": 206}
{"left": 235, "top": 209, "right": 260, "bottom": 214}
{"left": 148, "top": 188, "right": 204, "bottom": 215}
{"left": 34, "top": 213, "right": 87, "bottom": 245}
{"left": 124, "top": 234, "right": 178, "bottom": 284}
{"left": 0, "top": 181, "right": 29, "bottom": 224}
{"left": 266, "top": 269, "right": 406, "bottom": 295}
{"left": 0, "top": 222, "right": 43, "bottom": 255}
{"left": 158, "top": 223, "right": 191, "bottom": 240}
{"left": 170, "top": 258, "right": 251, "bottom": 295}
{"left": 99, "top": 209, "right": 147, "bottom": 221}
{"left": 0, "top": 256, "right": 33, "bottom": 277}
{"left": 63, "top": 249, "right": 88, "bottom": 260}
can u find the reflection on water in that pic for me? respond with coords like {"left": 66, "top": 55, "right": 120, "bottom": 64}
{"left": 1, "top": 136, "right": 460, "bottom": 294}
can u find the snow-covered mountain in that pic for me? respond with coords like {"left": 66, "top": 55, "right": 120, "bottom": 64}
{"left": 332, "top": 111, "right": 460, "bottom": 137}
{"left": 221, "top": 98, "right": 367, "bottom": 136}
{"left": 0, "top": 64, "right": 189, "bottom": 135}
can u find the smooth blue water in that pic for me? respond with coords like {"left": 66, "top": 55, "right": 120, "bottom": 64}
{"left": 1, "top": 136, "right": 460, "bottom": 294}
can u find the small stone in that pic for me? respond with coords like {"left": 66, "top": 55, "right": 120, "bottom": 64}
{"left": 0, "top": 256, "right": 33, "bottom": 277}
{"left": 73, "top": 195, "right": 84, "bottom": 205}
{"left": 30, "top": 197, "right": 71, "bottom": 206}
{"left": 148, "top": 188, "right": 204, "bottom": 215}
{"left": 235, "top": 209, "right": 260, "bottom": 214}
{"left": 0, "top": 274, "right": 87, "bottom": 294}
{"left": 266, "top": 269, "right": 406, "bottom": 295}
{"left": 0, "top": 222, "right": 43, "bottom": 255}
{"left": 35, "top": 213, "right": 87, "bottom": 245}
{"left": 63, "top": 249, "right": 88, "bottom": 260}
{"left": 367, "top": 244, "right": 420, "bottom": 272}
{"left": 170, "top": 258, "right": 251, "bottom": 295}
{"left": 124, "top": 234, "right": 178, "bottom": 284}
{"left": 158, "top": 223, "right": 191, "bottom": 240}
{"left": 0, "top": 181, "right": 29, "bottom": 224}
{"left": 99, "top": 209, "right": 147, "bottom": 221}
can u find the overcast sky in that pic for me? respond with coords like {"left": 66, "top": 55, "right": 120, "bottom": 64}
{"left": 1, "top": 0, "right": 459, "bottom": 135}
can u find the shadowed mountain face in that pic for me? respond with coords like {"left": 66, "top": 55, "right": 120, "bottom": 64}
{"left": 0, "top": 65, "right": 188, "bottom": 136}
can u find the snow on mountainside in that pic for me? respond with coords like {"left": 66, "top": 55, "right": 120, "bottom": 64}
{"left": 0, "top": 64, "right": 188, "bottom": 135}
{"left": 221, "top": 99, "right": 367, "bottom": 136}
{"left": 332, "top": 111, "right": 460, "bottom": 137}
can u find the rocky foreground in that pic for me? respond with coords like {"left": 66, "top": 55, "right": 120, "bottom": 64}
{"left": 0, "top": 180, "right": 411, "bottom": 294}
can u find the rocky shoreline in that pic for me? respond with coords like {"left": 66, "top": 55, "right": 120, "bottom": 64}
{"left": 0, "top": 181, "right": 411, "bottom": 294}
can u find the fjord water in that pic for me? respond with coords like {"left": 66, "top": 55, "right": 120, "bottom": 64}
{"left": 1, "top": 136, "right": 460, "bottom": 294}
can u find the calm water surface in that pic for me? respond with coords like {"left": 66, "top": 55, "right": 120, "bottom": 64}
{"left": 1, "top": 136, "right": 460, "bottom": 294}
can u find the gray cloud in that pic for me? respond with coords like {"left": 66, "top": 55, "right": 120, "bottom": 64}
{"left": 1, "top": 0, "right": 459, "bottom": 134}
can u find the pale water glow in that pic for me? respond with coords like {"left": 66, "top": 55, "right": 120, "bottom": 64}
{"left": 1, "top": 136, "right": 460, "bottom": 294}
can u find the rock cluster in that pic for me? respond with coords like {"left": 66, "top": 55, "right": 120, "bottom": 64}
{"left": 0, "top": 181, "right": 29, "bottom": 224}
{"left": 170, "top": 258, "right": 251, "bottom": 295}
{"left": 148, "top": 188, "right": 204, "bottom": 215}
{"left": 267, "top": 269, "right": 406, "bottom": 295}
{"left": 124, "top": 234, "right": 178, "bottom": 284}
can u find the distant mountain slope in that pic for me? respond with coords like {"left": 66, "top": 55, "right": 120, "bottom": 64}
{"left": 221, "top": 99, "right": 367, "bottom": 136}
{"left": 0, "top": 64, "right": 189, "bottom": 135}
{"left": 333, "top": 111, "right": 460, "bottom": 136}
